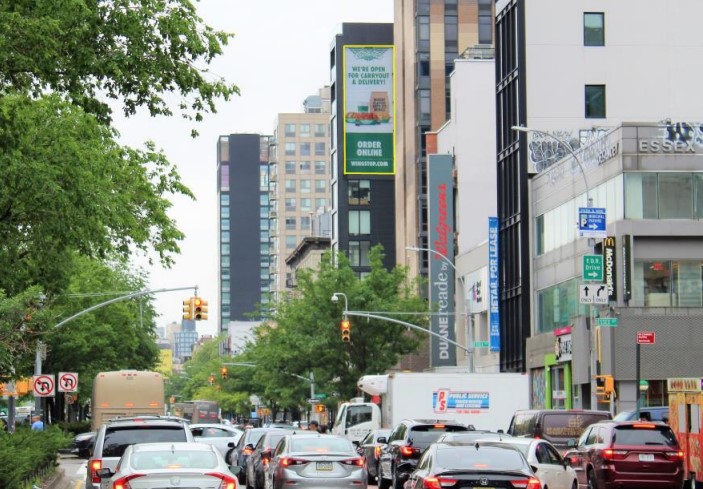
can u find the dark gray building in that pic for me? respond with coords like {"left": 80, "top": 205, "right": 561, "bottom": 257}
{"left": 330, "top": 23, "right": 396, "bottom": 275}
{"left": 217, "top": 134, "right": 272, "bottom": 331}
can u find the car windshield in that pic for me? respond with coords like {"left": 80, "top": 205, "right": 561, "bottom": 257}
{"left": 102, "top": 427, "right": 188, "bottom": 458}
{"left": 130, "top": 450, "right": 219, "bottom": 470}
{"left": 290, "top": 437, "right": 354, "bottom": 454}
{"left": 613, "top": 426, "right": 679, "bottom": 447}
{"left": 436, "top": 445, "right": 527, "bottom": 471}
{"left": 265, "top": 433, "right": 287, "bottom": 449}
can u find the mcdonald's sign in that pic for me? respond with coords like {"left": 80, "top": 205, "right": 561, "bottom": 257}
{"left": 603, "top": 236, "right": 617, "bottom": 301}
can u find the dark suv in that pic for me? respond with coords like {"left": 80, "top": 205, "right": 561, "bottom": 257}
{"left": 85, "top": 416, "right": 194, "bottom": 489}
{"left": 378, "top": 419, "right": 469, "bottom": 489}
{"left": 564, "top": 420, "right": 684, "bottom": 489}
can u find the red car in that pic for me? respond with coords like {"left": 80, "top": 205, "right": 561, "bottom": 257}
{"left": 564, "top": 420, "right": 684, "bottom": 489}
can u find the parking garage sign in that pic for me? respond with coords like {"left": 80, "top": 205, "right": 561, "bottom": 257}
{"left": 578, "top": 207, "right": 607, "bottom": 238}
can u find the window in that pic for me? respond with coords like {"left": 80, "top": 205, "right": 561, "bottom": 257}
{"left": 585, "top": 85, "right": 606, "bottom": 118}
{"left": 221, "top": 231, "right": 229, "bottom": 243}
{"left": 659, "top": 174, "right": 693, "bottom": 218}
{"left": 299, "top": 161, "right": 312, "bottom": 174}
{"left": 349, "top": 241, "right": 371, "bottom": 267}
{"left": 285, "top": 142, "right": 296, "bottom": 156}
{"left": 315, "top": 179, "right": 326, "bottom": 193}
{"left": 301, "top": 198, "right": 312, "bottom": 212}
{"left": 221, "top": 219, "right": 229, "bottom": 231}
{"left": 285, "top": 179, "right": 296, "bottom": 193}
{"left": 315, "top": 161, "right": 326, "bottom": 174}
{"left": 221, "top": 243, "right": 230, "bottom": 255}
{"left": 220, "top": 164, "right": 229, "bottom": 191}
{"left": 301, "top": 216, "right": 311, "bottom": 230}
{"left": 221, "top": 207, "right": 230, "bottom": 219}
{"left": 285, "top": 161, "right": 296, "bottom": 174}
{"left": 315, "top": 142, "right": 326, "bottom": 156}
{"left": 315, "top": 198, "right": 327, "bottom": 211}
{"left": 419, "top": 89, "right": 431, "bottom": 117}
{"left": 285, "top": 198, "right": 296, "bottom": 211}
{"left": 584, "top": 13, "right": 604, "bottom": 46}
{"left": 286, "top": 235, "right": 297, "bottom": 249}
{"left": 314, "top": 124, "right": 326, "bottom": 137}
{"left": 348, "top": 180, "right": 371, "bottom": 205}
{"left": 299, "top": 124, "right": 310, "bottom": 137}
{"left": 633, "top": 260, "right": 703, "bottom": 307}
{"left": 284, "top": 123, "right": 296, "bottom": 137}
{"left": 285, "top": 218, "right": 296, "bottom": 231}
{"left": 300, "top": 142, "right": 311, "bottom": 156}
{"left": 300, "top": 179, "right": 311, "bottom": 193}
{"left": 349, "top": 210, "right": 371, "bottom": 236}
{"left": 478, "top": 0, "right": 493, "bottom": 45}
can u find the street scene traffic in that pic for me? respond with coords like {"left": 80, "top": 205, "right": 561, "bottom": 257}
{"left": 3, "top": 0, "right": 703, "bottom": 489}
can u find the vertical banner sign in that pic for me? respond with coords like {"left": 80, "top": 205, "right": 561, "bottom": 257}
{"left": 603, "top": 236, "right": 617, "bottom": 301}
{"left": 428, "top": 154, "right": 456, "bottom": 367}
{"left": 343, "top": 45, "right": 395, "bottom": 175}
{"left": 488, "top": 217, "right": 501, "bottom": 352}
{"left": 622, "top": 234, "right": 632, "bottom": 301}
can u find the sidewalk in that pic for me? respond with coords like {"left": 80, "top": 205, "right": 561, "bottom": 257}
{"left": 38, "top": 467, "right": 72, "bottom": 489}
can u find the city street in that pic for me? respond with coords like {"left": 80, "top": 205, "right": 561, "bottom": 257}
{"left": 57, "top": 453, "right": 86, "bottom": 489}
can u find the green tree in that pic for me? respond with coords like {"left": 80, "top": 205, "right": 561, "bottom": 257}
{"left": 248, "top": 247, "right": 427, "bottom": 405}
{"left": 41, "top": 255, "right": 160, "bottom": 402}
{"left": 0, "top": 0, "right": 238, "bottom": 127}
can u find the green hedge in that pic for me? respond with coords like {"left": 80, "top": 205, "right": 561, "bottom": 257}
{"left": 0, "top": 426, "right": 71, "bottom": 488}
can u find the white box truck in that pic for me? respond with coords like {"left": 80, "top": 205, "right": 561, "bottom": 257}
{"left": 332, "top": 371, "right": 529, "bottom": 443}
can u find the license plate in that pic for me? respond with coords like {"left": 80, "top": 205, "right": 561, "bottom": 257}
{"left": 639, "top": 453, "right": 655, "bottom": 462}
{"left": 316, "top": 462, "right": 333, "bottom": 471}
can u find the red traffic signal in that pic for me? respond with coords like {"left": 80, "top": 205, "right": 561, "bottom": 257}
{"left": 340, "top": 319, "right": 351, "bottom": 343}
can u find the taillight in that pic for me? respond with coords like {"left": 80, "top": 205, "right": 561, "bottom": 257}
{"left": 666, "top": 450, "right": 684, "bottom": 461}
{"left": 281, "top": 457, "right": 308, "bottom": 467}
{"left": 423, "top": 477, "right": 458, "bottom": 489}
{"left": 341, "top": 457, "right": 365, "bottom": 467}
{"left": 633, "top": 423, "right": 656, "bottom": 429}
{"left": 511, "top": 478, "right": 541, "bottom": 489}
{"left": 602, "top": 449, "right": 628, "bottom": 461}
{"left": 375, "top": 446, "right": 382, "bottom": 457}
{"left": 400, "top": 446, "right": 416, "bottom": 457}
{"left": 113, "top": 474, "right": 146, "bottom": 489}
{"left": 89, "top": 459, "right": 102, "bottom": 483}
{"left": 205, "top": 472, "right": 238, "bottom": 489}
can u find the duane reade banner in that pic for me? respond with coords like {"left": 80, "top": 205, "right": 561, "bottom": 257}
{"left": 428, "top": 154, "right": 457, "bottom": 367}
{"left": 343, "top": 45, "right": 395, "bottom": 175}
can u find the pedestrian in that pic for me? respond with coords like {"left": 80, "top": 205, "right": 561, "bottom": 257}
{"left": 30, "top": 415, "right": 44, "bottom": 431}
{"left": 308, "top": 420, "right": 320, "bottom": 432}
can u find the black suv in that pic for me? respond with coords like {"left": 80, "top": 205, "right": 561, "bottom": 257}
{"left": 377, "top": 419, "right": 469, "bottom": 489}
{"left": 85, "top": 416, "right": 194, "bottom": 489}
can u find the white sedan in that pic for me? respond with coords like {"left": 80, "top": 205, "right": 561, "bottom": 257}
{"left": 190, "top": 423, "right": 244, "bottom": 459}
{"left": 479, "top": 437, "right": 577, "bottom": 489}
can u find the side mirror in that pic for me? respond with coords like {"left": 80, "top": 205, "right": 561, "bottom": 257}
{"left": 497, "top": 429, "right": 504, "bottom": 434}
{"left": 377, "top": 436, "right": 387, "bottom": 444}
{"left": 96, "top": 468, "right": 114, "bottom": 479}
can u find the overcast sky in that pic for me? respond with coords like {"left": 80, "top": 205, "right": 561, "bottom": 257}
{"left": 115, "top": 1, "right": 393, "bottom": 336}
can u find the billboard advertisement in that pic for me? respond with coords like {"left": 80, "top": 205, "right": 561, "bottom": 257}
{"left": 343, "top": 45, "right": 395, "bottom": 175}
{"left": 428, "top": 154, "right": 456, "bottom": 367}
{"left": 488, "top": 217, "right": 500, "bottom": 352}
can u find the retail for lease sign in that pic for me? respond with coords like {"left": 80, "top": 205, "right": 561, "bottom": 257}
{"left": 343, "top": 45, "right": 395, "bottom": 175}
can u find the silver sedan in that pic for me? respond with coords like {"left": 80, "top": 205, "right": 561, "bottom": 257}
{"left": 96, "top": 442, "right": 238, "bottom": 489}
{"left": 267, "top": 433, "right": 367, "bottom": 489}
{"left": 190, "top": 423, "right": 245, "bottom": 459}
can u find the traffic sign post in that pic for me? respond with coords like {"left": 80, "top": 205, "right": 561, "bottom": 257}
{"left": 637, "top": 331, "right": 655, "bottom": 344}
{"left": 579, "top": 207, "right": 607, "bottom": 238}
{"left": 579, "top": 284, "right": 608, "bottom": 304}
{"left": 583, "top": 255, "right": 604, "bottom": 282}
{"left": 596, "top": 317, "right": 619, "bottom": 327}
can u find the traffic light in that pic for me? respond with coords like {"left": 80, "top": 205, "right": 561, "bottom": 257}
{"left": 340, "top": 319, "right": 351, "bottom": 342}
{"left": 221, "top": 367, "right": 228, "bottom": 379}
{"left": 193, "top": 297, "right": 208, "bottom": 321}
{"left": 182, "top": 298, "right": 194, "bottom": 321}
{"left": 315, "top": 404, "right": 326, "bottom": 413}
{"left": 595, "top": 374, "right": 615, "bottom": 396}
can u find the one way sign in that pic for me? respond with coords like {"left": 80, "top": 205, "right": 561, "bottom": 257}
{"left": 580, "top": 284, "right": 609, "bottom": 304}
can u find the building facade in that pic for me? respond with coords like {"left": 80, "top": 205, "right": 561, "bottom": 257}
{"left": 495, "top": 0, "right": 703, "bottom": 407}
{"left": 269, "top": 88, "right": 332, "bottom": 301}
{"left": 217, "top": 133, "right": 272, "bottom": 331}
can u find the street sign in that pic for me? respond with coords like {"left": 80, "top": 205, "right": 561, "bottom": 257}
{"left": 578, "top": 207, "right": 607, "bottom": 238}
{"left": 583, "top": 255, "right": 603, "bottom": 282}
{"left": 579, "top": 284, "right": 608, "bottom": 304}
{"left": 473, "top": 341, "right": 490, "bottom": 348}
{"left": 58, "top": 372, "right": 78, "bottom": 393}
{"left": 313, "top": 393, "right": 328, "bottom": 400}
{"left": 596, "top": 317, "right": 619, "bottom": 327}
{"left": 637, "top": 331, "right": 656, "bottom": 344}
{"left": 33, "top": 374, "right": 55, "bottom": 397}
{"left": 307, "top": 398, "right": 320, "bottom": 404}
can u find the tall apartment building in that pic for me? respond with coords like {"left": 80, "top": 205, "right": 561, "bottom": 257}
{"left": 330, "top": 23, "right": 397, "bottom": 275}
{"left": 269, "top": 88, "right": 332, "bottom": 301}
{"left": 217, "top": 133, "right": 272, "bottom": 332}
{"left": 495, "top": 0, "right": 703, "bottom": 407}
{"left": 394, "top": 0, "right": 494, "bottom": 277}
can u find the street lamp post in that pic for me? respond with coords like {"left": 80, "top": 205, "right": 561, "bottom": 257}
{"left": 405, "top": 246, "right": 474, "bottom": 371}
{"left": 512, "top": 125, "right": 600, "bottom": 409}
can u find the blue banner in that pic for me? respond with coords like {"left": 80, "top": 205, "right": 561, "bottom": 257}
{"left": 433, "top": 389, "right": 490, "bottom": 412}
{"left": 488, "top": 217, "right": 500, "bottom": 352}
